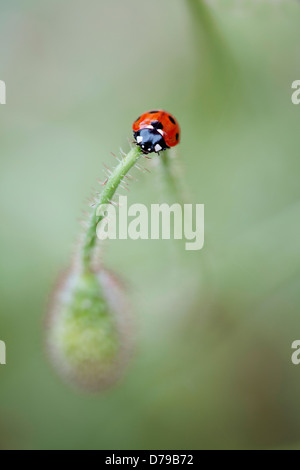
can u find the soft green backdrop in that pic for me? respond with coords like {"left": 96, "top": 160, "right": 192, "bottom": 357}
{"left": 0, "top": 0, "right": 300, "bottom": 450}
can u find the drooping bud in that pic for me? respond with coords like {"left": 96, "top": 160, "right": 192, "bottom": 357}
{"left": 45, "top": 266, "right": 132, "bottom": 392}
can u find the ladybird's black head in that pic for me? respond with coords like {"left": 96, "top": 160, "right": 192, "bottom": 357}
{"left": 134, "top": 128, "right": 168, "bottom": 154}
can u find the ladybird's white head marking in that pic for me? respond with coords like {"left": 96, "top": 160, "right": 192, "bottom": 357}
{"left": 136, "top": 136, "right": 143, "bottom": 144}
{"left": 157, "top": 129, "right": 164, "bottom": 137}
{"left": 155, "top": 144, "right": 162, "bottom": 153}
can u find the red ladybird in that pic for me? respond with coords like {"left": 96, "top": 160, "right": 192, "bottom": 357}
{"left": 133, "top": 110, "right": 180, "bottom": 154}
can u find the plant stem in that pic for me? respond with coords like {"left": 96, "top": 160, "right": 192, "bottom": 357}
{"left": 82, "top": 146, "right": 142, "bottom": 271}
{"left": 159, "top": 150, "right": 185, "bottom": 204}
{"left": 186, "top": 0, "right": 237, "bottom": 87}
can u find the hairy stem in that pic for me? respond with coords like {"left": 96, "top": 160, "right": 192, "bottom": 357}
{"left": 186, "top": 0, "right": 237, "bottom": 86}
{"left": 82, "top": 146, "right": 142, "bottom": 270}
{"left": 159, "top": 150, "right": 185, "bottom": 204}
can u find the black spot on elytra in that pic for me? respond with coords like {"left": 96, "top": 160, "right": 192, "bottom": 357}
{"left": 151, "top": 120, "right": 163, "bottom": 130}
{"left": 168, "top": 115, "right": 176, "bottom": 125}
{"left": 176, "top": 133, "right": 179, "bottom": 141}
{"left": 149, "top": 110, "right": 159, "bottom": 114}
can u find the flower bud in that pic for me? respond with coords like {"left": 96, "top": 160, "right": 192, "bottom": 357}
{"left": 45, "top": 266, "right": 132, "bottom": 392}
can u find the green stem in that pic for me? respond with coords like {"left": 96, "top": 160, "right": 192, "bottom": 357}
{"left": 159, "top": 150, "right": 184, "bottom": 204}
{"left": 186, "top": 0, "right": 236, "bottom": 83}
{"left": 82, "top": 146, "right": 142, "bottom": 271}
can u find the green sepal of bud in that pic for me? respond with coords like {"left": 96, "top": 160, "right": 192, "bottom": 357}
{"left": 46, "top": 266, "right": 132, "bottom": 392}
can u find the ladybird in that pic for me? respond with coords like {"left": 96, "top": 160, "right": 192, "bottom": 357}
{"left": 133, "top": 110, "right": 180, "bottom": 154}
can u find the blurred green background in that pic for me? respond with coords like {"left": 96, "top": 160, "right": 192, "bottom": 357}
{"left": 1, "top": 0, "right": 300, "bottom": 450}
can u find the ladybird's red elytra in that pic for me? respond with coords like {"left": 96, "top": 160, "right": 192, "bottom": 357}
{"left": 133, "top": 110, "right": 180, "bottom": 155}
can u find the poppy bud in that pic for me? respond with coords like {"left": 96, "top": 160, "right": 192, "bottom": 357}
{"left": 46, "top": 266, "right": 132, "bottom": 392}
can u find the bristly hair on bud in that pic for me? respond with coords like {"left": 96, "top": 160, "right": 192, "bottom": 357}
{"left": 46, "top": 265, "right": 132, "bottom": 392}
